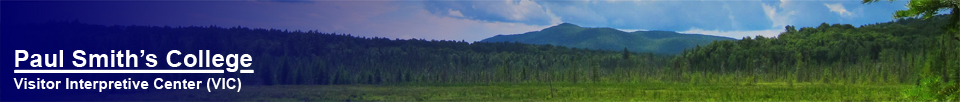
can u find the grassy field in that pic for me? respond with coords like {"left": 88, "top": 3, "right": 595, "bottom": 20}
{"left": 101, "top": 82, "right": 908, "bottom": 101}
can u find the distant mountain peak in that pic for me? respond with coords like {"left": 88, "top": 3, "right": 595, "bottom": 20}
{"left": 543, "top": 23, "right": 581, "bottom": 30}
{"left": 481, "top": 24, "right": 736, "bottom": 54}
{"left": 556, "top": 23, "right": 579, "bottom": 27}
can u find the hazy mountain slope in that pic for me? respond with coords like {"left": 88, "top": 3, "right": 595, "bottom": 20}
{"left": 481, "top": 23, "right": 736, "bottom": 54}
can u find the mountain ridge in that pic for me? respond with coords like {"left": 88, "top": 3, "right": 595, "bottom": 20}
{"left": 481, "top": 23, "right": 736, "bottom": 54}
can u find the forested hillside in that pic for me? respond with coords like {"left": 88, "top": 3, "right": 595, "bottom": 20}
{"left": 674, "top": 15, "right": 958, "bottom": 85}
{"left": 481, "top": 23, "right": 736, "bottom": 54}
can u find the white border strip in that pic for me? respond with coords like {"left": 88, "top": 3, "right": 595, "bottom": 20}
{"left": 13, "top": 69, "right": 239, "bottom": 73}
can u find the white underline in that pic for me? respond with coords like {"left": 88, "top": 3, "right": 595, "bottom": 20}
{"left": 240, "top": 69, "right": 254, "bottom": 73}
{"left": 12, "top": 69, "right": 250, "bottom": 73}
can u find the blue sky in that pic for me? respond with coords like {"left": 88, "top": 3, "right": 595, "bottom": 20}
{"left": 3, "top": 0, "right": 912, "bottom": 41}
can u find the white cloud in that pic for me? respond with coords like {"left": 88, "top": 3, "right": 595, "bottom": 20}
{"left": 617, "top": 29, "right": 647, "bottom": 32}
{"left": 779, "top": 0, "right": 792, "bottom": 8}
{"left": 447, "top": 9, "right": 464, "bottom": 17}
{"left": 762, "top": 4, "right": 782, "bottom": 28}
{"left": 680, "top": 28, "right": 783, "bottom": 39}
{"left": 426, "top": 0, "right": 560, "bottom": 26}
{"left": 498, "top": 0, "right": 556, "bottom": 22}
{"left": 723, "top": 4, "right": 739, "bottom": 29}
{"left": 762, "top": 3, "right": 795, "bottom": 29}
{"left": 283, "top": 1, "right": 552, "bottom": 42}
{"left": 353, "top": 7, "right": 551, "bottom": 42}
{"left": 824, "top": 3, "right": 853, "bottom": 18}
